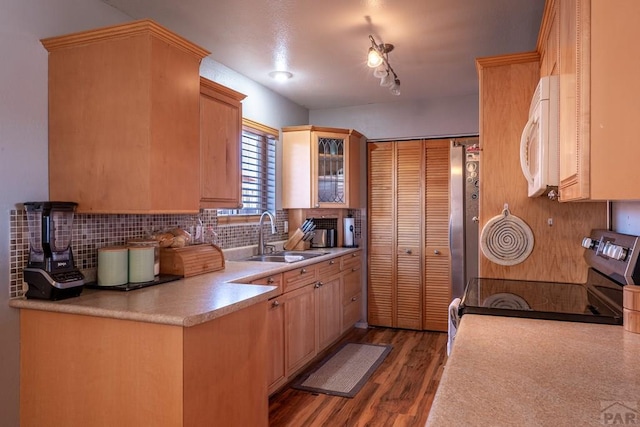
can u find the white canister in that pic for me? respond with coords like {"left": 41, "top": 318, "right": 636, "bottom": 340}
{"left": 97, "top": 246, "right": 129, "bottom": 286}
{"left": 128, "top": 238, "right": 160, "bottom": 276}
{"left": 128, "top": 246, "right": 155, "bottom": 283}
{"left": 343, "top": 217, "right": 356, "bottom": 247}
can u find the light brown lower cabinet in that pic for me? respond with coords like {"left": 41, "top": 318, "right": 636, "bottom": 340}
{"left": 19, "top": 302, "right": 268, "bottom": 427}
{"left": 341, "top": 252, "right": 362, "bottom": 333}
{"left": 283, "top": 283, "right": 317, "bottom": 376}
{"left": 262, "top": 250, "right": 363, "bottom": 395}
{"left": 266, "top": 296, "right": 286, "bottom": 394}
{"left": 252, "top": 274, "right": 286, "bottom": 395}
{"left": 316, "top": 275, "right": 342, "bottom": 350}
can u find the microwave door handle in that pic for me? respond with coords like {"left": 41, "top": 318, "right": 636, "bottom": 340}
{"left": 519, "top": 116, "right": 537, "bottom": 183}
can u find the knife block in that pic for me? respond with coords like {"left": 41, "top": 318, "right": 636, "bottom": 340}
{"left": 284, "top": 229, "right": 311, "bottom": 251}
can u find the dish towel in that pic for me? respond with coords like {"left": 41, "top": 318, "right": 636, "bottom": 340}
{"left": 447, "top": 298, "right": 461, "bottom": 356}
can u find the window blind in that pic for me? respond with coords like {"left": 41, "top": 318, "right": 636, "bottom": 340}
{"left": 218, "top": 128, "right": 276, "bottom": 216}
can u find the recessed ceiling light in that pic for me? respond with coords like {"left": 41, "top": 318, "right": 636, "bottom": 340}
{"left": 269, "top": 70, "right": 293, "bottom": 82}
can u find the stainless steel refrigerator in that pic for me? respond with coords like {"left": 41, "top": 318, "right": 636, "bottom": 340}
{"left": 450, "top": 138, "right": 480, "bottom": 298}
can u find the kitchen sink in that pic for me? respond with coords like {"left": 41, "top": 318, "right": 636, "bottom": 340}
{"left": 243, "top": 250, "right": 329, "bottom": 263}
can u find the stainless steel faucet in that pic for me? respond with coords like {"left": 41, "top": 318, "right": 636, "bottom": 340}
{"left": 257, "top": 211, "right": 277, "bottom": 255}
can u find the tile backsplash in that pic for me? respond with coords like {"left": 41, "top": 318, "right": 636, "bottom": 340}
{"left": 8, "top": 208, "right": 362, "bottom": 298}
{"left": 9, "top": 209, "right": 289, "bottom": 298}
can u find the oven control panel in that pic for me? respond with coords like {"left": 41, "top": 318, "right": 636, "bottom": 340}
{"left": 583, "top": 229, "right": 640, "bottom": 285}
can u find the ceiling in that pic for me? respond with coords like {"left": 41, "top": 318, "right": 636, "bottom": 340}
{"left": 100, "top": 0, "right": 545, "bottom": 110}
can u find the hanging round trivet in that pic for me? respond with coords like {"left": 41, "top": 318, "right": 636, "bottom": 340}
{"left": 480, "top": 204, "right": 534, "bottom": 266}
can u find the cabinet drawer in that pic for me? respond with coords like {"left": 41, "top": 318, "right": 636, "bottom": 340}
{"left": 283, "top": 265, "right": 318, "bottom": 293}
{"left": 343, "top": 292, "right": 362, "bottom": 331}
{"left": 341, "top": 251, "right": 361, "bottom": 270}
{"left": 251, "top": 273, "right": 283, "bottom": 296}
{"left": 317, "top": 257, "right": 341, "bottom": 279}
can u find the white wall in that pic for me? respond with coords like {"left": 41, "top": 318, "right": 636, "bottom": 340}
{"left": 0, "top": 2, "right": 131, "bottom": 424}
{"left": 612, "top": 202, "right": 640, "bottom": 236}
{"left": 309, "top": 92, "right": 479, "bottom": 140}
{"left": 0, "top": 1, "right": 307, "bottom": 424}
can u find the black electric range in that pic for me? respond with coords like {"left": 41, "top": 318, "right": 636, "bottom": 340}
{"left": 459, "top": 229, "right": 640, "bottom": 325}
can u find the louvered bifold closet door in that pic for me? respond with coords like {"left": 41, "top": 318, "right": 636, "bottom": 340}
{"left": 395, "top": 141, "right": 424, "bottom": 330}
{"left": 424, "top": 139, "right": 451, "bottom": 332}
{"left": 367, "top": 142, "right": 394, "bottom": 327}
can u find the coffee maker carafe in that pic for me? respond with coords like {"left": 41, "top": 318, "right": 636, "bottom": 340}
{"left": 23, "top": 201, "right": 84, "bottom": 300}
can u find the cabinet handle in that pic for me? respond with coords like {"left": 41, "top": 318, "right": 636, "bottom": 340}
{"left": 300, "top": 268, "right": 307, "bottom": 274}
{"left": 434, "top": 250, "right": 440, "bottom": 255}
{"left": 351, "top": 296, "right": 357, "bottom": 301}
{"left": 271, "top": 300, "right": 280, "bottom": 307}
{"left": 405, "top": 249, "right": 412, "bottom": 254}
{"left": 314, "top": 282, "right": 321, "bottom": 288}
{"left": 352, "top": 267, "right": 357, "bottom": 272}
{"left": 329, "top": 260, "right": 335, "bottom": 265}
{"left": 352, "top": 253, "right": 357, "bottom": 257}
{"left": 267, "top": 277, "right": 274, "bottom": 284}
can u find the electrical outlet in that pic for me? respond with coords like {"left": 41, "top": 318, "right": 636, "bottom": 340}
{"left": 283, "top": 220, "right": 289, "bottom": 233}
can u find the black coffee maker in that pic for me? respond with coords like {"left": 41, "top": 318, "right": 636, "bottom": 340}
{"left": 22, "top": 201, "right": 84, "bottom": 300}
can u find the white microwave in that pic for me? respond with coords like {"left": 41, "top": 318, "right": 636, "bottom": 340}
{"left": 519, "top": 75, "right": 559, "bottom": 197}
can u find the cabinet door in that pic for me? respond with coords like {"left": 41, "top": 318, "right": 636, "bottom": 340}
{"left": 396, "top": 141, "right": 424, "bottom": 330}
{"left": 283, "top": 284, "right": 316, "bottom": 376}
{"left": 199, "top": 78, "right": 246, "bottom": 208}
{"left": 316, "top": 276, "right": 342, "bottom": 350}
{"left": 540, "top": 0, "right": 559, "bottom": 77}
{"left": 282, "top": 126, "right": 363, "bottom": 209}
{"left": 558, "top": 0, "right": 590, "bottom": 201}
{"left": 266, "top": 297, "right": 285, "bottom": 394}
{"left": 341, "top": 265, "right": 362, "bottom": 332}
{"left": 45, "top": 21, "right": 206, "bottom": 214}
{"left": 315, "top": 133, "right": 347, "bottom": 206}
{"left": 367, "top": 142, "right": 395, "bottom": 327}
{"left": 424, "top": 140, "right": 451, "bottom": 332}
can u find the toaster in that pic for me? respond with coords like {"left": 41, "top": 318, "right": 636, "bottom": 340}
{"left": 311, "top": 229, "right": 336, "bottom": 248}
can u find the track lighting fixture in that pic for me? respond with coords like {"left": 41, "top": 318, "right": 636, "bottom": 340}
{"left": 367, "top": 34, "right": 400, "bottom": 96}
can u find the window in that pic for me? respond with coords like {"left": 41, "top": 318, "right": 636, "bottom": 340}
{"left": 218, "top": 119, "right": 277, "bottom": 216}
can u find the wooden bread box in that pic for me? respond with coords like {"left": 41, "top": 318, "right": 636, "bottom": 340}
{"left": 160, "top": 244, "right": 225, "bottom": 277}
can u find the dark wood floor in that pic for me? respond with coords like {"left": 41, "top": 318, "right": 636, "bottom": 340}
{"left": 269, "top": 327, "right": 448, "bottom": 426}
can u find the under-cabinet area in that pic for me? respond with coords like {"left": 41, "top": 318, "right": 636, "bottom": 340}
{"left": 10, "top": 248, "right": 363, "bottom": 426}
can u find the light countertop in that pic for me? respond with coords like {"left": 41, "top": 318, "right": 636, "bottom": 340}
{"left": 9, "top": 247, "right": 360, "bottom": 327}
{"left": 426, "top": 314, "right": 640, "bottom": 427}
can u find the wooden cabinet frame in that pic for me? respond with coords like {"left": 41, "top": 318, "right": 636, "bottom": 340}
{"left": 282, "top": 126, "right": 364, "bottom": 209}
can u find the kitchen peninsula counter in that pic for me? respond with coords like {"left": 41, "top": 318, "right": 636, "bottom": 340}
{"left": 426, "top": 314, "right": 640, "bottom": 426}
{"left": 11, "top": 247, "right": 360, "bottom": 427}
{"left": 9, "top": 247, "right": 359, "bottom": 327}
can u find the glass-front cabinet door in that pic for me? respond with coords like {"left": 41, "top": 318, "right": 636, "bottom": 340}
{"left": 316, "top": 135, "right": 346, "bottom": 205}
{"left": 282, "top": 125, "right": 363, "bottom": 209}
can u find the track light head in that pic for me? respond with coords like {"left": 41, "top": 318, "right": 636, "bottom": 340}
{"left": 367, "top": 35, "right": 401, "bottom": 96}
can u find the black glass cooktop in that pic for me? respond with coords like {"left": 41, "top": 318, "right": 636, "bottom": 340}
{"left": 84, "top": 274, "right": 182, "bottom": 291}
{"left": 459, "top": 272, "right": 623, "bottom": 325}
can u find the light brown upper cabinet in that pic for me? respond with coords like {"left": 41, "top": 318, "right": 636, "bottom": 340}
{"left": 43, "top": 20, "right": 209, "bottom": 214}
{"left": 557, "top": 0, "right": 640, "bottom": 201}
{"left": 199, "top": 78, "right": 246, "bottom": 209}
{"left": 282, "top": 126, "right": 364, "bottom": 209}
{"left": 538, "top": 0, "right": 559, "bottom": 77}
